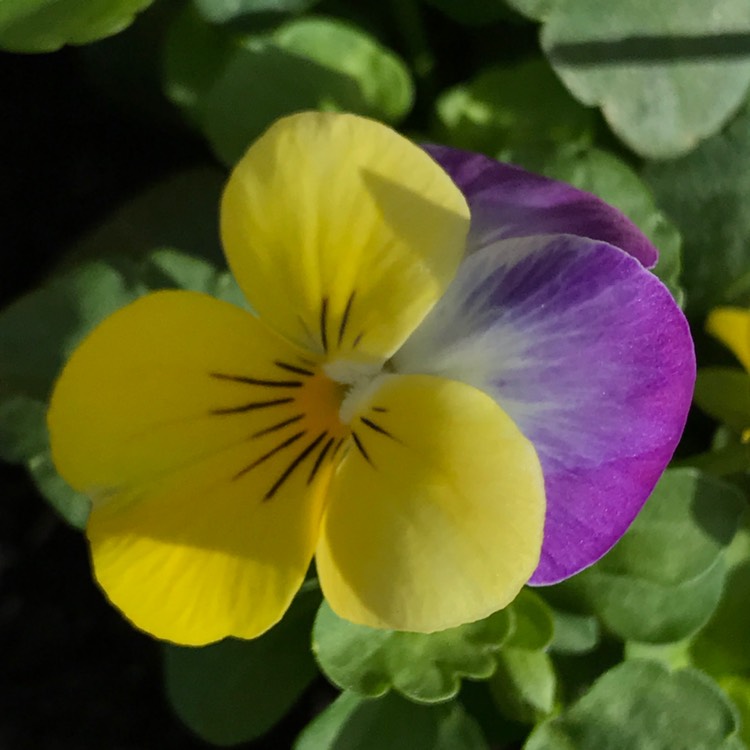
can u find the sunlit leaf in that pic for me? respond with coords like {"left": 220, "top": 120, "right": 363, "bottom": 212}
{"left": 540, "top": 0, "right": 750, "bottom": 158}
{"left": 195, "top": 0, "right": 322, "bottom": 24}
{"left": 435, "top": 59, "right": 594, "bottom": 166}
{"left": 312, "top": 601, "right": 512, "bottom": 703}
{"left": 197, "top": 16, "right": 413, "bottom": 164}
{"left": 0, "top": 0, "right": 155, "bottom": 52}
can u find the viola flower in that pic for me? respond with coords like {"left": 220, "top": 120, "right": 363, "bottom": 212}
{"left": 705, "top": 307, "right": 750, "bottom": 442}
{"left": 47, "top": 112, "right": 694, "bottom": 646}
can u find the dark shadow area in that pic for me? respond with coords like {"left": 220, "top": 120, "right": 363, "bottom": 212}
{"left": 548, "top": 32, "right": 750, "bottom": 66}
{"left": 0, "top": 43, "right": 330, "bottom": 750}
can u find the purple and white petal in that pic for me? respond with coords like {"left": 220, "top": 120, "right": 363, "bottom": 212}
{"left": 425, "top": 145, "right": 658, "bottom": 269}
{"left": 392, "top": 234, "right": 694, "bottom": 584}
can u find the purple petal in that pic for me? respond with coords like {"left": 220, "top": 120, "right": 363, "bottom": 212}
{"left": 425, "top": 145, "right": 658, "bottom": 269}
{"left": 393, "top": 234, "right": 694, "bottom": 584}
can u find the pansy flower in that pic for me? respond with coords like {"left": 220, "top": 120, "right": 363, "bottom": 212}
{"left": 704, "top": 307, "right": 750, "bottom": 442}
{"left": 48, "top": 112, "right": 694, "bottom": 645}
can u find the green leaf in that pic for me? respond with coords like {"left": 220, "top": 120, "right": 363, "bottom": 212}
{"left": 201, "top": 16, "right": 413, "bottom": 165}
{"left": 677, "top": 441, "right": 750, "bottom": 478}
{"left": 644, "top": 104, "right": 750, "bottom": 316}
{"left": 503, "top": 590, "right": 554, "bottom": 651}
{"left": 540, "top": 0, "right": 750, "bottom": 158}
{"left": 540, "top": 147, "right": 684, "bottom": 305}
{"left": 0, "top": 261, "right": 137, "bottom": 402}
{"left": 525, "top": 661, "right": 743, "bottom": 750}
{"left": 27, "top": 451, "right": 91, "bottom": 530}
{"left": 0, "top": 395, "right": 48, "bottom": 464}
{"left": 695, "top": 367, "right": 750, "bottom": 433}
{"left": 548, "top": 610, "right": 600, "bottom": 655}
{"left": 692, "top": 562, "right": 750, "bottom": 676}
{"left": 165, "top": 586, "right": 321, "bottom": 746}
{"left": 195, "top": 0, "right": 321, "bottom": 24}
{"left": 312, "top": 601, "right": 512, "bottom": 703}
{"left": 0, "top": 0, "right": 155, "bottom": 52}
{"left": 435, "top": 59, "right": 595, "bottom": 167}
{"left": 294, "top": 691, "right": 489, "bottom": 750}
{"left": 624, "top": 639, "right": 692, "bottom": 671}
{"left": 547, "top": 468, "right": 745, "bottom": 643}
{"left": 720, "top": 677, "right": 750, "bottom": 747}
{"left": 163, "top": 5, "right": 236, "bottom": 127}
{"left": 490, "top": 648, "right": 556, "bottom": 723}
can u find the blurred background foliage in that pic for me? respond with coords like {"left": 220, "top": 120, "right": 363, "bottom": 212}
{"left": 2, "top": 0, "right": 750, "bottom": 748}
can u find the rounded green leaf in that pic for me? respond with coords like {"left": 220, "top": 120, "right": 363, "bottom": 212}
{"left": 27, "top": 451, "right": 91, "bottom": 530}
{"left": 490, "top": 648, "right": 556, "bottom": 724}
{"left": 540, "top": 0, "right": 750, "bottom": 158}
{"left": 548, "top": 610, "right": 600, "bottom": 656}
{"left": 165, "top": 587, "right": 321, "bottom": 746}
{"left": 692, "top": 561, "right": 750, "bottom": 676}
{"left": 294, "top": 691, "right": 489, "bottom": 750}
{"left": 195, "top": 0, "right": 321, "bottom": 24}
{"left": 312, "top": 601, "right": 513, "bottom": 703}
{"left": 435, "top": 59, "right": 595, "bottom": 166}
{"left": 0, "top": 0, "right": 155, "bottom": 52}
{"left": 695, "top": 368, "right": 750, "bottom": 434}
{"left": 503, "top": 590, "right": 554, "bottom": 651}
{"left": 644, "top": 103, "right": 750, "bottom": 317}
{"left": 201, "top": 16, "right": 414, "bottom": 165}
{"left": 720, "top": 677, "right": 750, "bottom": 747}
{"left": 0, "top": 261, "right": 137, "bottom": 403}
{"left": 547, "top": 468, "right": 745, "bottom": 643}
{"left": 525, "top": 661, "right": 743, "bottom": 750}
{"left": 163, "top": 5, "right": 236, "bottom": 128}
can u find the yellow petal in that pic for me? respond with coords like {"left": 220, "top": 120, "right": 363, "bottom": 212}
{"left": 221, "top": 112, "right": 470, "bottom": 365}
{"left": 48, "top": 291, "right": 342, "bottom": 644}
{"left": 315, "top": 374, "right": 546, "bottom": 632}
{"left": 707, "top": 307, "right": 750, "bottom": 373}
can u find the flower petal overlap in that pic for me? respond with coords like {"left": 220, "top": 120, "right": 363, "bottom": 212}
{"left": 47, "top": 112, "right": 694, "bottom": 644}
{"left": 425, "top": 145, "right": 659, "bottom": 268}
{"left": 392, "top": 233, "right": 695, "bottom": 583}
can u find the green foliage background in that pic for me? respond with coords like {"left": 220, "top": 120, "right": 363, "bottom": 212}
{"left": 2, "top": 0, "right": 750, "bottom": 747}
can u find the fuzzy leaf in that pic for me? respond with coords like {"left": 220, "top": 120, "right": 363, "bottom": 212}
{"left": 525, "top": 661, "right": 743, "bottom": 750}
{"left": 540, "top": 0, "right": 750, "bottom": 158}
{"left": 294, "top": 691, "right": 488, "bottom": 750}
{"left": 312, "top": 600, "right": 513, "bottom": 703}
{"left": 546, "top": 469, "right": 745, "bottom": 642}
{"left": 490, "top": 648, "right": 556, "bottom": 723}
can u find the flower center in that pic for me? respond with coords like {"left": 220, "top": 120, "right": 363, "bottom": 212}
{"left": 323, "top": 358, "right": 389, "bottom": 425}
